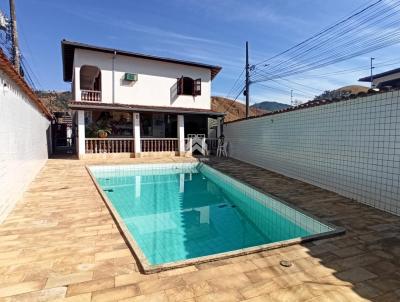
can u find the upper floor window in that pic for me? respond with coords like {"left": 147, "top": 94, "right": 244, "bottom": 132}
{"left": 80, "top": 65, "right": 101, "bottom": 102}
{"left": 80, "top": 65, "right": 101, "bottom": 91}
{"left": 177, "top": 77, "right": 201, "bottom": 96}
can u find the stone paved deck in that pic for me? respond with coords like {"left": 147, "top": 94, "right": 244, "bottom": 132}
{"left": 0, "top": 156, "right": 399, "bottom": 301}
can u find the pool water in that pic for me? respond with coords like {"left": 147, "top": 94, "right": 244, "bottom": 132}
{"left": 90, "top": 163, "right": 333, "bottom": 266}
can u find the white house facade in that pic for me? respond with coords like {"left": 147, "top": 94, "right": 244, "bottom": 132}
{"left": 62, "top": 40, "right": 224, "bottom": 159}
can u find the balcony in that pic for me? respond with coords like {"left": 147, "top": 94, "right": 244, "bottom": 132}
{"left": 81, "top": 90, "right": 101, "bottom": 102}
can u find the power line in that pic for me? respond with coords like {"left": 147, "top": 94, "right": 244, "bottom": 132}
{"left": 253, "top": 0, "right": 385, "bottom": 67}
{"left": 225, "top": 67, "right": 245, "bottom": 99}
{"left": 251, "top": 0, "right": 400, "bottom": 81}
{"left": 223, "top": 86, "right": 246, "bottom": 114}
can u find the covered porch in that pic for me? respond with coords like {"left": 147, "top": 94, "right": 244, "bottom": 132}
{"left": 70, "top": 102, "right": 224, "bottom": 159}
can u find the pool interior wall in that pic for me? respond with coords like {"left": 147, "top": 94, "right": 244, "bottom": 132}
{"left": 88, "top": 162, "right": 343, "bottom": 272}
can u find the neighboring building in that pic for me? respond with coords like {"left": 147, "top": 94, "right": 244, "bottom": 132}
{"left": 0, "top": 49, "right": 52, "bottom": 223}
{"left": 359, "top": 67, "right": 400, "bottom": 88}
{"left": 61, "top": 40, "right": 224, "bottom": 158}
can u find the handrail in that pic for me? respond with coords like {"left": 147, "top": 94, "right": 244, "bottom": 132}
{"left": 85, "top": 137, "right": 134, "bottom": 153}
{"left": 140, "top": 138, "right": 178, "bottom": 140}
{"left": 81, "top": 90, "right": 101, "bottom": 102}
{"left": 141, "top": 138, "right": 178, "bottom": 152}
{"left": 86, "top": 138, "right": 134, "bottom": 141}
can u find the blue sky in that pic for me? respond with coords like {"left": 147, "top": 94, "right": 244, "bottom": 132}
{"left": 1, "top": 0, "right": 400, "bottom": 104}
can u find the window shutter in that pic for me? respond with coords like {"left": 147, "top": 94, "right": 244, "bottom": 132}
{"left": 194, "top": 78, "right": 201, "bottom": 96}
{"left": 177, "top": 77, "right": 183, "bottom": 95}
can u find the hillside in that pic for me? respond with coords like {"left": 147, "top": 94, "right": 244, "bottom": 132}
{"left": 313, "top": 85, "right": 370, "bottom": 100}
{"left": 251, "top": 101, "right": 291, "bottom": 112}
{"left": 211, "top": 96, "right": 268, "bottom": 122}
{"left": 337, "top": 85, "right": 369, "bottom": 94}
{"left": 36, "top": 91, "right": 266, "bottom": 122}
{"left": 36, "top": 90, "right": 72, "bottom": 113}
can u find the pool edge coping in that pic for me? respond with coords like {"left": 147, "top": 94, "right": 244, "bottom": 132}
{"left": 85, "top": 160, "right": 346, "bottom": 274}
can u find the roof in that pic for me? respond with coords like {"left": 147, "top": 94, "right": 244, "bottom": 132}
{"left": 225, "top": 88, "right": 398, "bottom": 125}
{"left": 0, "top": 50, "right": 52, "bottom": 120}
{"left": 68, "top": 101, "right": 225, "bottom": 117}
{"left": 61, "top": 40, "right": 222, "bottom": 82}
{"left": 359, "top": 67, "right": 400, "bottom": 82}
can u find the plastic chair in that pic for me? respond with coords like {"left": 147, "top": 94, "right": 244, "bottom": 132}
{"left": 216, "top": 137, "right": 227, "bottom": 157}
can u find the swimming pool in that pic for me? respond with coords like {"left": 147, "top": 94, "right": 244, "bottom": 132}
{"left": 88, "top": 162, "right": 343, "bottom": 272}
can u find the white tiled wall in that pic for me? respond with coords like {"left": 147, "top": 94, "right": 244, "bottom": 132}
{"left": 225, "top": 91, "right": 400, "bottom": 216}
{"left": 0, "top": 71, "right": 50, "bottom": 223}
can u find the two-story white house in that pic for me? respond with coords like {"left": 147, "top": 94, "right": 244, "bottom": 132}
{"left": 61, "top": 40, "right": 224, "bottom": 159}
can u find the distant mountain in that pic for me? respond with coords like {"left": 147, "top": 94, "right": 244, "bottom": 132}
{"left": 251, "top": 101, "right": 291, "bottom": 112}
{"left": 211, "top": 96, "right": 268, "bottom": 122}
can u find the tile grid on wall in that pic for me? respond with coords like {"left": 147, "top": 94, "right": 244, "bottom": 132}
{"left": 225, "top": 91, "right": 400, "bottom": 216}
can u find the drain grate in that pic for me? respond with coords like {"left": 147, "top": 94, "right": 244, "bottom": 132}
{"left": 280, "top": 260, "right": 292, "bottom": 267}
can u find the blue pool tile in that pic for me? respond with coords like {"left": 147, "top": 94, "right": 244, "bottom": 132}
{"left": 90, "top": 163, "right": 332, "bottom": 265}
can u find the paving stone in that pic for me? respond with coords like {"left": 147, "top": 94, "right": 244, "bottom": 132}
{"left": 195, "top": 289, "right": 243, "bottom": 302}
{"left": 138, "top": 277, "right": 186, "bottom": 294}
{"left": 164, "top": 285, "right": 195, "bottom": 302}
{"left": 45, "top": 272, "right": 93, "bottom": 288}
{"left": 118, "top": 291, "right": 168, "bottom": 302}
{"left": 52, "top": 293, "right": 92, "bottom": 302}
{"left": 66, "top": 277, "right": 115, "bottom": 296}
{"left": 0, "top": 280, "right": 45, "bottom": 298}
{"left": 0, "top": 157, "right": 399, "bottom": 301}
{"left": 2, "top": 286, "right": 67, "bottom": 302}
{"left": 336, "top": 267, "right": 377, "bottom": 283}
{"left": 91, "top": 284, "right": 140, "bottom": 302}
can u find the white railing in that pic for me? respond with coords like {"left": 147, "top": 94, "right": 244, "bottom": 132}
{"left": 81, "top": 90, "right": 101, "bottom": 102}
{"left": 184, "top": 137, "right": 219, "bottom": 155}
{"left": 85, "top": 138, "right": 134, "bottom": 153}
{"left": 141, "top": 138, "right": 178, "bottom": 152}
{"left": 85, "top": 137, "right": 218, "bottom": 155}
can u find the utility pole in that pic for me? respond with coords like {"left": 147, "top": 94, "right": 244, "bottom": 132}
{"left": 370, "top": 57, "right": 375, "bottom": 88}
{"left": 9, "top": 0, "right": 20, "bottom": 74}
{"left": 245, "top": 41, "right": 250, "bottom": 119}
{"left": 290, "top": 90, "right": 293, "bottom": 105}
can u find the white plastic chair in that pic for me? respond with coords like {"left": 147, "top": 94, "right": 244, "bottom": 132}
{"left": 216, "top": 138, "right": 227, "bottom": 157}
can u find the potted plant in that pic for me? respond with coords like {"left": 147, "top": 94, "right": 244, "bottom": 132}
{"left": 91, "top": 120, "right": 112, "bottom": 138}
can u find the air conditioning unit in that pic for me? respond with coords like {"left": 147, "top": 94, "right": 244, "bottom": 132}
{"left": 124, "top": 73, "right": 138, "bottom": 81}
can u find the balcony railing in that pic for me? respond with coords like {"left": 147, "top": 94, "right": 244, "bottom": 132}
{"left": 81, "top": 90, "right": 101, "bottom": 102}
{"left": 85, "top": 138, "right": 134, "bottom": 153}
{"left": 84, "top": 137, "right": 217, "bottom": 155}
{"left": 141, "top": 138, "right": 178, "bottom": 152}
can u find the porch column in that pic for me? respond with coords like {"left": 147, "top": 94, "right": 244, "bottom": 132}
{"left": 216, "top": 117, "right": 223, "bottom": 138}
{"left": 77, "top": 110, "right": 85, "bottom": 159}
{"left": 74, "top": 66, "right": 81, "bottom": 101}
{"left": 177, "top": 115, "right": 185, "bottom": 156}
{"left": 133, "top": 113, "right": 141, "bottom": 157}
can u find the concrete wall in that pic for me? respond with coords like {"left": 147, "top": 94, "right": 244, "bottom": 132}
{"left": 225, "top": 91, "right": 400, "bottom": 216}
{"left": 73, "top": 49, "right": 212, "bottom": 109}
{"left": 0, "top": 71, "right": 50, "bottom": 223}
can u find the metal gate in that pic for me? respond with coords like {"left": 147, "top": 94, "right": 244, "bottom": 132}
{"left": 52, "top": 113, "right": 75, "bottom": 155}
